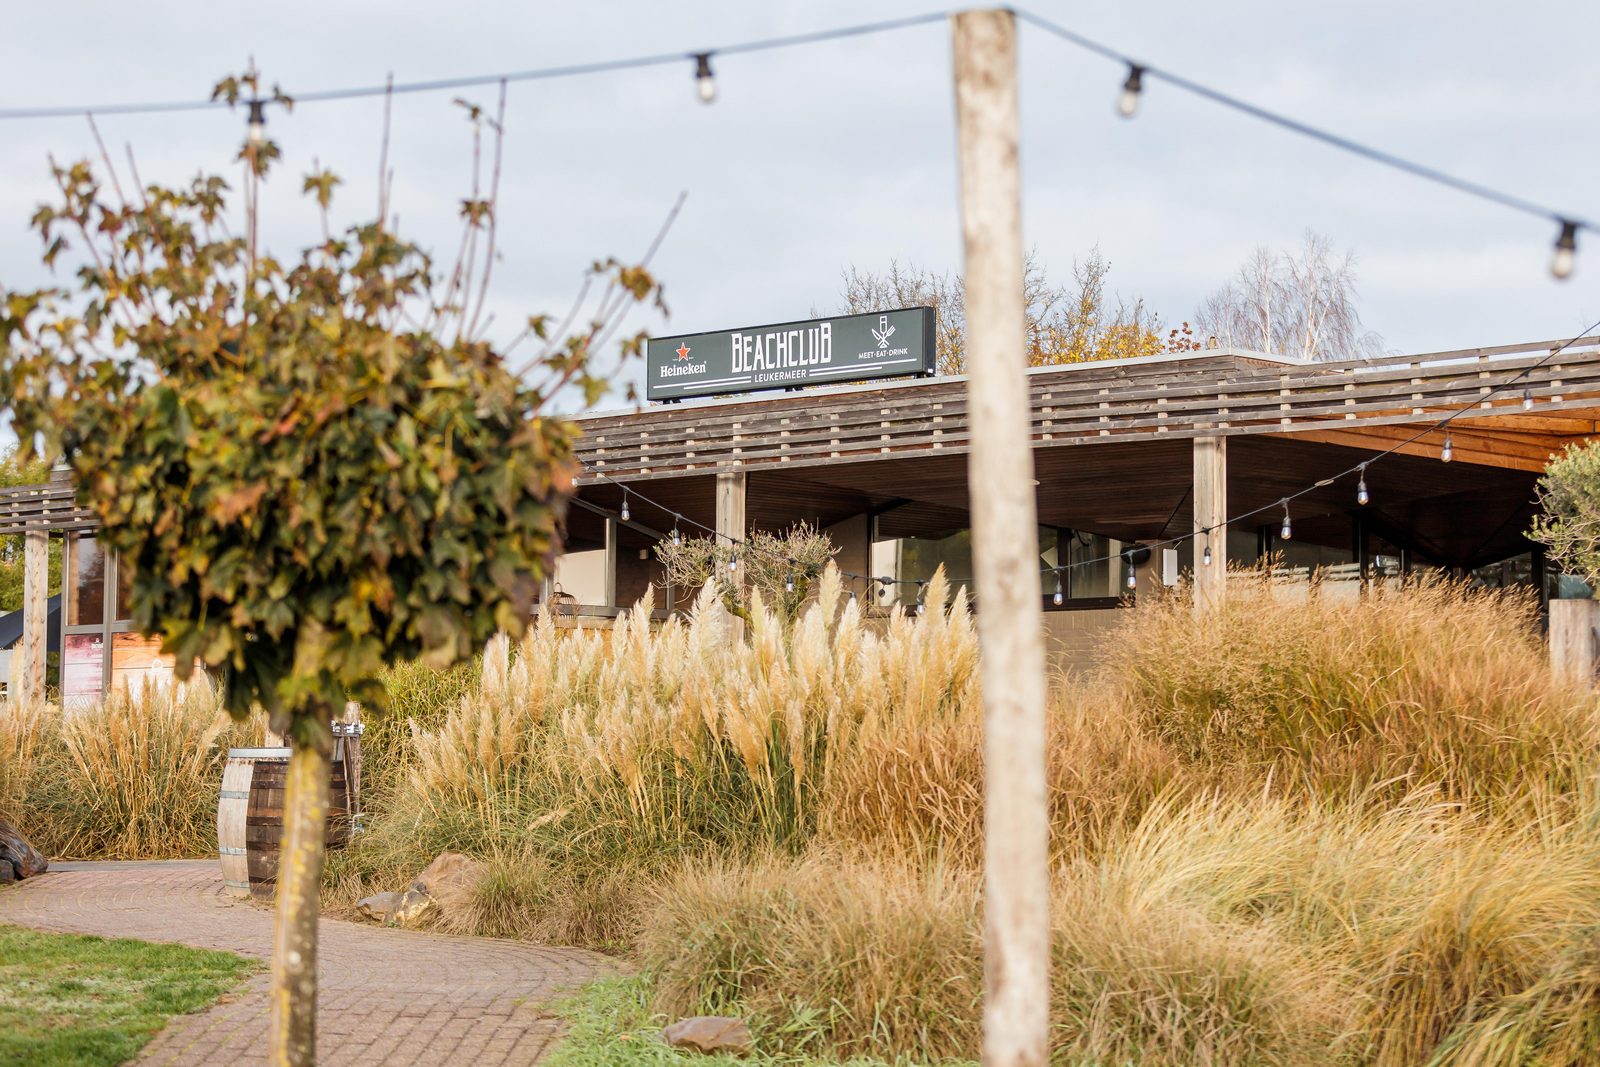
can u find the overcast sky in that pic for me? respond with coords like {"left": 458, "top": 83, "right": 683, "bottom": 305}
{"left": 1, "top": 1, "right": 1596, "bottom": 413}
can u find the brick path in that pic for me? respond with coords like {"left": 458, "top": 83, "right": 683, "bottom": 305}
{"left": 0, "top": 860, "right": 617, "bottom": 1065}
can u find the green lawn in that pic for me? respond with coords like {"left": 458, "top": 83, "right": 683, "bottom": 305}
{"left": 0, "top": 924, "right": 258, "bottom": 1067}
{"left": 547, "top": 976, "right": 977, "bottom": 1067}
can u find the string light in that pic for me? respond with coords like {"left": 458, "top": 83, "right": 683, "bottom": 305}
{"left": 1279, "top": 502, "right": 1293, "bottom": 541}
{"left": 620, "top": 489, "right": 630, "bottom": 523}
{"left": 728, "top": 553, "right": 738, "bottom": 572}
{"left": 1202, "top": 542, "right": 1213, "bottom": 566}
{"left": 1552, "top": 220, "right": 1578, "bottom": 280}
{"left": 1052, "top": 570, "right": 1064, "bottom": 606}
{"left": 246, "top": 100, "right": 267, "bottom": 146}
{"left": 1356, "top": 465, "right": 1369, "bottom": 507}
{"left": 1523, "top": 387, "right": 1534, "bottom": 410}
{"left": 693, "top": 53, "right": 716, "bottom": 104}
{"left": 1117, "top": 63, "right": 1144, "bottom": 118}
{"left": 1441, "top": 433, "right": 1453, "bottom": 463}
{"left": 672, "top": 523, "right": 681, "bottom": 547}
{"left": 784, "top": 573, "right": 795, "bottom": 594}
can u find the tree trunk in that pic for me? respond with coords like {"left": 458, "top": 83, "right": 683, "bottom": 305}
{"left": 269, "top": 715, "right": 332, "bottom": 1067}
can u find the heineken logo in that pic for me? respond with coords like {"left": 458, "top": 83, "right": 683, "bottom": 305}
{"left": 646, "top": 307, "right": 935, "bottom": 402}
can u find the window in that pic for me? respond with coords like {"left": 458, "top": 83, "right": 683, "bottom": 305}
{"left": 871, "top": 525, "right": 1132, "bottom": 609}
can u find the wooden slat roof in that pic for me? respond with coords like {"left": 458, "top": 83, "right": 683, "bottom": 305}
{"left": 573, "top": 338, "right": 1600, "bottom": 482}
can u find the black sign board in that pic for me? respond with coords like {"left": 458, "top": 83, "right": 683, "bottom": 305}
{"left": 645, "top": 307, "right": 936, "bottom": 401}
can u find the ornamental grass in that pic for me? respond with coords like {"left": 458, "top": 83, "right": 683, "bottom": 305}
{"left": 0, "top": 678, "right": 252, "bottom": 859}
{"left": 10, "top": 562, "right": 1598, "bottom": 1063}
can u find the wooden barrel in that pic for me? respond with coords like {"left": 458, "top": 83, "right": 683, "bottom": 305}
{"left": 217, "top": 747, "right": 350, "bottom": 900}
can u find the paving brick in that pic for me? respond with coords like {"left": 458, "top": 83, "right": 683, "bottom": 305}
{"left": 0, "top": 860, "right": 620, "bottom": 1065}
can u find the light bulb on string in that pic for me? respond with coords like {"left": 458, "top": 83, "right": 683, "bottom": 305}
{"left": 1280, "top": 502, "right": 1293, "bottom": 541}
{"left": 1523, "top": 387, "right": 1534, "bottom": 410}
{"left": 1551, "top": 219, "right": 1577, "bottom": 280}
{"left": 619, "top": 491, "right": 630, "bottom": 523}
{"left": 1117, "top": 63, "right": 1144, "bottom": 118}
{"left": 1202, "top": 541, "right": 1213, "bottom": 566}
{"left": 1442, "top": 433, "right": 1453, "bottom": 463}
{"left": 1356, "top": 465, "right": 1370, "bottom": 507}
{"left": 1052, "top": 570, "right": 1064, "bottom": 606}
{"left": 693, "top": 53, "right": 716, "bottom": 104}
{"left": 784, "top": 573, "right": 795, "bottom": 594}
{"left": 1126, "top": 567, "right": 1138, "bottom": 590}
{"left": 246, "top": 99, "right": 267, "bottom": 146}
{"left": 671, "top": 521, "right": 682, "bottom": 547}
{"left": 728, "top": 553, "right": 738, "bottom": 573}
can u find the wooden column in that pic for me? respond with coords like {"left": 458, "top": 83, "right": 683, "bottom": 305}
{"left": 1193, "top": 436, "right": 1227, "bottom": 615}
{"left": 603, "top": 516, "right": 619, "bottom": 608}
{"left": 21, "top": 529, "right": 47, "bottom": 703}
{"left": 1550, "top": 599, "right": 1600, "bottom": 688}
{"left": 952, "top": 11, "right": 1050, "bottom": 1067}
{"left": 715, "top": 470, "right": 746, "bottom": 547}
{"left": 716, "top": 470, "right": 747, "bottom": 635}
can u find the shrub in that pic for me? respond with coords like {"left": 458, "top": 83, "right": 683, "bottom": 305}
{"left": 4, "top": 680, "right": 249, "bottom": 859}
{"left": 641, "top": 853, "right": 982, "bottom": 1062}
{"left": 333, "top": 567, "right": 982, "bottom": 937}
{"left": 1106, "top": 578, "right": 1597, "bottom": 803}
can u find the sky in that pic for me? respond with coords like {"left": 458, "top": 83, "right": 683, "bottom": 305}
{"left": 0, "top": 1, "right": 1596, "bottom": 414}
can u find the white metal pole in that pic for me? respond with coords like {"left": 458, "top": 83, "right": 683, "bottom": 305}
{"left": 951, "top": 10, "right": 1051, "bottom": 1066}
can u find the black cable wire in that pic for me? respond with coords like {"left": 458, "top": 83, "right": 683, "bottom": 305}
{"left": 1014, "top": 8, "right": 1596, "bottom": 233}
{"left": 0, "top": 11, "right": 952, "bottom": 120}
{"left": 0, "top": 6, "right": 1589, "bottom": 243}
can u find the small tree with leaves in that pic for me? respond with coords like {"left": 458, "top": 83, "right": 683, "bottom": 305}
{"left": 0, "top": 71, "right": 662, "bottom": 1066}
{"left": 1532, "top": 441, "right": 1600, "bottom": 589}
{"left": 654, "top": 524, "right": 835, "bottom": 621}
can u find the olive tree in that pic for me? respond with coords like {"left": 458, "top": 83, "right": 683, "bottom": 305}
{"left": 654, "top": 524, "right": 835, "bottom": 621}
{"left": 1532, "top": 440, "right": 1600, "bottom": 587}
{"left": 0, "top": 74, "right": 661, "bottom": 1066}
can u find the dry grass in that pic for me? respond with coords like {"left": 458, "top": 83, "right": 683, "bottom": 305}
{"left": 14, "top": 563, "right": 1596, "bottom": 1064}
{"left": 1109, "top": 577, "right": 1599, "bottom": 803}
{"left": 331, "top": 568, "right": 982, "bottom": 940}
{"left": 0, "top": 679, "right": 251, "bottom": 859}
{"left": 641, "top": 852, "right": 982, "bottom": 1062}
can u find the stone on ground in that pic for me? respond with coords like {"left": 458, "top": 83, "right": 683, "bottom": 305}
{"left": 355, "top": 891, "right": 402, "bottom": 921}
{"left": 412, "top": 850, "right": 486, "bottom": 916}
{"left": 662, "top": 1015, "right": 754, "bottom": 1056}
{"left": 391, "top": 887, "right": 437, "bottom": 927}
{"left": 0, "top": 821, "right": 47, "bottom": 880}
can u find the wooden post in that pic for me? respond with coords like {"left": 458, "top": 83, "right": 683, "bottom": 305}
{"left": 715, "top": 470, "right": 746, "bottom": 547}
{"left": 21, "top": 530, "right": 47, "bottom": 703}
{"left": 603, "top": 515, "right": 619, "bottom": 608}
{"left": 952, "top": 11, "right": 1050, "bottom": 1067}
{"left": 716, "top": 470, "right": 747, "bottom": 637}
{"left": 1193, "top": 436, "right": 1227, "bottom": 615}
{"left": 1549, "top": 599, "right": 1600, "bottom": 687}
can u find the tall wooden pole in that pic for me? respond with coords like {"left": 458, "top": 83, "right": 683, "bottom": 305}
{"left": 952, "top": 11, "right": 1050, "bottom": 1067}
{"left": 1193, "top": 436, "right": 1227, "bottom": 615}
{"left": 21, "top": 530, "right": 47, "bottom": 703}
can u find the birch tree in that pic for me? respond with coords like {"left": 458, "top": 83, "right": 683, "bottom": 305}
{"left": 1195, "top": 231, "right": 1384, "bottom": 361}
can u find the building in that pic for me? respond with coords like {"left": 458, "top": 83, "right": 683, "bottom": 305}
{"left": 4, "top": 329, "right": 1596, "bottom": 698}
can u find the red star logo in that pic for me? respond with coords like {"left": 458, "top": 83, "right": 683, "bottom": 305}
{"left": 675, "top": 343, "right": 691, "bottom": 361}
